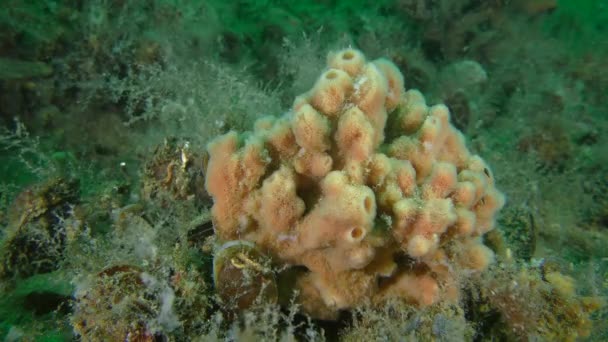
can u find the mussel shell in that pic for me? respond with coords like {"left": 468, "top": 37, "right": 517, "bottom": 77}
{"left": 213, "top": 240, "right": 278, "bottom": 310}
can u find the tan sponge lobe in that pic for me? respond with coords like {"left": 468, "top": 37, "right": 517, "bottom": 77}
{"left": 205, "top": 48, "right": 505, "bottom": 318}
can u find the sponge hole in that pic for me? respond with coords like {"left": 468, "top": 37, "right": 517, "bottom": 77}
{"left": 363, "top": 195, "right": 373, "bottom": 213}
{"left": 350, "top": 227, "right": 364, "bottom": 240}
{"left": 342, "top": 51, "right": 355, "bottom": 60}
{"left": 326, "top": 71, "right": 338, "bottom": 80}
{"left": 483, "top": 167, "right": 491, "bottom": 178}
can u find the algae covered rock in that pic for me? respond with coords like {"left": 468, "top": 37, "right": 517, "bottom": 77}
{"left": 1, "top": 178, "right": 83, "bottom": 279}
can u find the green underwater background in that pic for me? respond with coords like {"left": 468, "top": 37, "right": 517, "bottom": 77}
{"left": 0, "top": 0, "right": 607, "bottom": 340}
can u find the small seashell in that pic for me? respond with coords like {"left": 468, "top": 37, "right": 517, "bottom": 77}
{"left": 213, "top": 240, "right": 278, "bottom": 311}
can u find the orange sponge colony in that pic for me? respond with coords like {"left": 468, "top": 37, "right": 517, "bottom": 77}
{"left": 205, "top": 48, "right": 505, "bottom": 319}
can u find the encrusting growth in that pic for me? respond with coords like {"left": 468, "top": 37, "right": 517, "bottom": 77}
{"left": 205, "top": 48, "right": 505, "bottom": 319}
